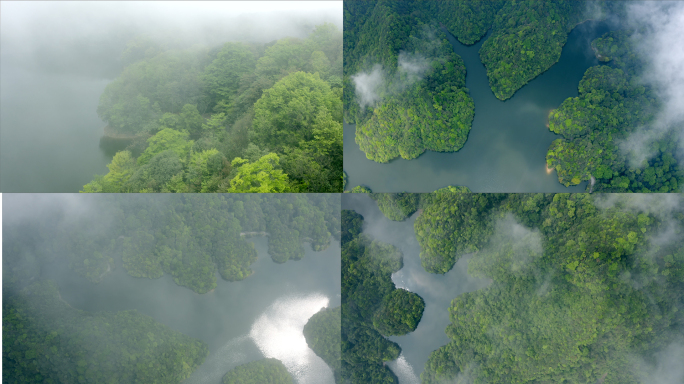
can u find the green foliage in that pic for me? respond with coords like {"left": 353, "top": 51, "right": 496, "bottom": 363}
{"left": 372, "top": 289, "right": 425, "bottom": 336}
{"left": 88, "top": 24, "right": 343, "bottom": 193}
{"left": 3, "top": 195, "right": 340, "bottom": 294}
{"left": 227, "top": 153, "right": 292, "bottom": 193}
{"left": 341, "top": 210, "right": 425, "bottom": 384}
{"left": 222, "top": 358, "right": 293, "bottom": 384}
{"left": 348, "top": 185, "right": 372, "bottom": 193}
{"left": 2, "top": 281, "right": 208, "bottom": 384}
{"left": 415, "top": 193, "right": 684, "bottom": 384}
{"left": 546, "top": 32, "right": 683, "bottom": 192}
{"left": 252, "top": 71, "right": 342, "bottom": 151}
{"left": 370, "top": 193, "right": 419, "bottom": 221}
{"left": 479, "top": 0, "right": 586, "bottom": 100}
{"left": 304, "top": 306, "right": 342, "bottom": 382}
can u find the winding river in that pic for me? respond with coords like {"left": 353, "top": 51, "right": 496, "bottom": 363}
{"left": 42, "top": 236, "right": 341, "bottom": 384}
{"left": 343, "top": 194, "right": 491, "bottom": 383}
{"left": 344, "top": 21, "right": 615, "bottom": 193}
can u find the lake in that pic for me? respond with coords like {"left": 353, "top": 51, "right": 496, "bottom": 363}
{"left": 344, "top": 21, "right": 615, "bottom": 193}
{"left": 342, "top": 194, "right": 491, "bottom": 383}
{"left": 42, "top": 236, "right": 341, "bottom": 384}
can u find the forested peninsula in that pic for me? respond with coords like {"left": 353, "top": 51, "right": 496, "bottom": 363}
{"left": 221, "top": 358, "right": 293, "bottom": 384}
{"left": 546, "top": 30, "right": 684, "bottom": 192}
{"left": 3, "top": 280, "right": 208, "bottom": 384}
{"left": 3, "top": 194, "right": 340, "bottom": 294}
{"left": 344, "top": 0, "right": 599, "bottom": 163}
{"left": 83, "top": 23, "right": 342, "bottom": 193}
{"left": 366, "top": 192, "right": 684, "bottom": 384}
{"left": 341, "top": 210, "right": 425, "bottom": 383}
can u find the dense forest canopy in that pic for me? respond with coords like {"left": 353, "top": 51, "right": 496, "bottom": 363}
{"left": 3, "top": 194, "right": 341, "bottom": 384}
{"left": 3, "top": 280, "right": 208, "bottom": 384}
{"left": 546, "top": 29, "right": 684, "bottom": 192}
{"left": 3, "top": 194, "right": 340, "bottom": 295}
{"left": 341, "top": 210, "right": 425, "bottom": 384}
{"left": 221, "top": 358, "right": 293, "bottom": 384}
{"left": 343, "top": 0, "right": 602, "bottom": 164}
{"left": 365, "top": 192, "right": 684, "bottom": 384}
{"left": 303, "top": 306, "right": 342, "bottom": 383}
{"left": 84, "top": 23, "right": 342, "bottom": 193}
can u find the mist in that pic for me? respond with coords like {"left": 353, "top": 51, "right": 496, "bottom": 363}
{"left": 619, "top": 1, "right": 684, "bottom": 167}
{"left": 0, "top": 1, "right": 341, "bottom": 192}
{"left": 2, "top": 194, "right": 341, "bottom": 383}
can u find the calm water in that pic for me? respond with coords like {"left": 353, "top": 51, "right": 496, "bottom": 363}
{"left": 342, "top": 194, "right": 491, "bottom": 383}
{"left": 42, "top": 236, "right": 341, "bottom": 384}
{"left": 0, "top": 54, "right": 117, "bottom": 192}
{"left": 344, "top": 21, "right": 614, "bottom": 193}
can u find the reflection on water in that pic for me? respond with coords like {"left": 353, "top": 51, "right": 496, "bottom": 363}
{"left": 250, "top": 294, "right": 334, "bottom": 384}
{"left": 387, "top": 354, "right": 420, "bottom": 384}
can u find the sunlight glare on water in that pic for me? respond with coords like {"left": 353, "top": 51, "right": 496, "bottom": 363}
{"left": 250, "top": 293, "right": 334, "bottom": 384}
{"left": 387, "top": 354, "right": 420, "bottom": 384}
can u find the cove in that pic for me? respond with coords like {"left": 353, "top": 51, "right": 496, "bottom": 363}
{"left": 41, "top": 236, "right": 341, "bottom": 384}
{"left": 344, "top": 21, "right": 612, "bottom": 193}
{"left": 342, "top": 194, "right": 490, "bottom": 382}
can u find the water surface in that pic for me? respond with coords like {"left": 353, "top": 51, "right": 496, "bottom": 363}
{"left": 43, "top": 236, "right": 341, "bottom": 384}
{"left": 344, "top": 21, "right": 613, "bottom": 193}
{"left": 343, "top": 194, "right": 490, "bottom": 382}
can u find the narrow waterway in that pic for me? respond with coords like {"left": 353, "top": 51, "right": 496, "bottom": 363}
{"left": 42, "top": 236, "right": 341, "bottom": 384}
{"left": 342, "top": 194, "right": 490, "bottom": 382}
{"left": 344, "top": 21, "right": 614, "bottom": 193}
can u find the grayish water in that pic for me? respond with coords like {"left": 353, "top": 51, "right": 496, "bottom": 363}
{"left": 43, "top": 236, "right": 341, "bottom": 384}
{"left": 0, "top": 62, "right": 114, "bottom": 192}
{"left": 344, "top": 21, "right": 614, "bottom": 193}
{"left": 342, "top": 194, "right": 491, "bottom": 382}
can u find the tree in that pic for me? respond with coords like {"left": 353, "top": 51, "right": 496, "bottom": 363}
{"left": 137, "top": 128, "right": 193, "bottom": 166}
{"left": 227, "top": 153, "right": 292, "bottom": 193}
{"left": 252, "top": 71, "right": 342, "bottom": 151}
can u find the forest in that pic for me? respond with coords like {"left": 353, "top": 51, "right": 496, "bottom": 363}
{"left": 365, "top": 192, "right": 684, "bottom": 384}
{"left": 546, "top": 30, "right": 684, "bottom": 192}
{"left": 341, "top": 210, "right": 425, "bottom": 383}
{"left": 83, "top": 23, "right": 342, "bottom": 193}
{"left": 3, "top": 194, "right": 340, "bottom": 383}
{"left": 303, "top": 306, "right": 342, "bottom": 383}
{"left": 221, "top": 358, "right": 293, "bottom": 384}
{"left": 3, "top": 194, "right": 340, "bottom": 295}
{"left": 344, "top": 0, "right": 601, "bottom": 164}
{"left": 3, "top": 280, "right": 208, "bottom": 384}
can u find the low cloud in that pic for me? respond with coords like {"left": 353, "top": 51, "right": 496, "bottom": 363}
{"left": 351, "top": 64, "right": 385, "bottom": 109}
{"left": 622, "top": 1, "right": 684, "bottom": 167}
{"left": 633, "top": 338, "right": 684, "bottom": 384}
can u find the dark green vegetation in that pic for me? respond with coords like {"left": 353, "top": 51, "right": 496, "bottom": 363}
{"left": 366, "top": 187, "right": 472, "bottom": 224}
{"left": 3, "top": 280, "right": 208, "bottom": 384}
{"left": 222, "top": 358, "right": 293, "bottom": 384}
{"left": 341, "top": 210, "right": 425, "bottom": 383}
{"left": 344, "top": 1, "right": 478, "bottom": 163}
{"left": 372, "top": 288, "right": 425, "bottom": 336}
{"left": 84, "top": 23, "right": 342, "bottom": 193}
{"left": 3, "top": 194, "right": 340, "bottom": 294}
{"left": 304, "top": 306, "right": 342, "bottom": 383}
{"left": 546, "top": 31, "right": 684, "bottom": 192}
{"left": 378, "top": 192, "right": 684, "bottom": 384}
{"left": 344, "top": 1, "right": 607, "bottom": 163}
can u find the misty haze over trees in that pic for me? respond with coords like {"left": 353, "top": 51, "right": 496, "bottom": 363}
{"left": 346, "top": 191, "right": 684, "bottom": 384}
{"left": 2, "top": 194, "right": 341, "bottom": 383}
{"left": 0, "top": 2, "right": 342, "bottom": 193}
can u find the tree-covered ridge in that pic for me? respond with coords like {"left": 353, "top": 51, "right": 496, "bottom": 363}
{"left": 85, "top": 23, "right": 342, "bottom": 193}
{"left": 369, "top": 193, "right": 419, "bottom": 222}
{"left": 349, "top": 19, "right": 475, "bottom": 162}
{"left": 546, "top": 31, "right": 683, "bottom": 192}
{"left": 479, "top": 0, "right": 586, "bottom": 100}
{"left": 2, "top": 280, "right": 208, "bottom": 384}
{"left": 341, "top": 210, "right": 425, "bottom": 384}
{"left": 3, "top": 195, "right": 340, "bottom": 294}
{"left": 303, "top": 306, "right": 342, "bottom": 383}
{"left": 221, "top": 358, "right": 293, "bottom": 384}
{"left": 412, "top": 193, "right": 684, "bottom": 384}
